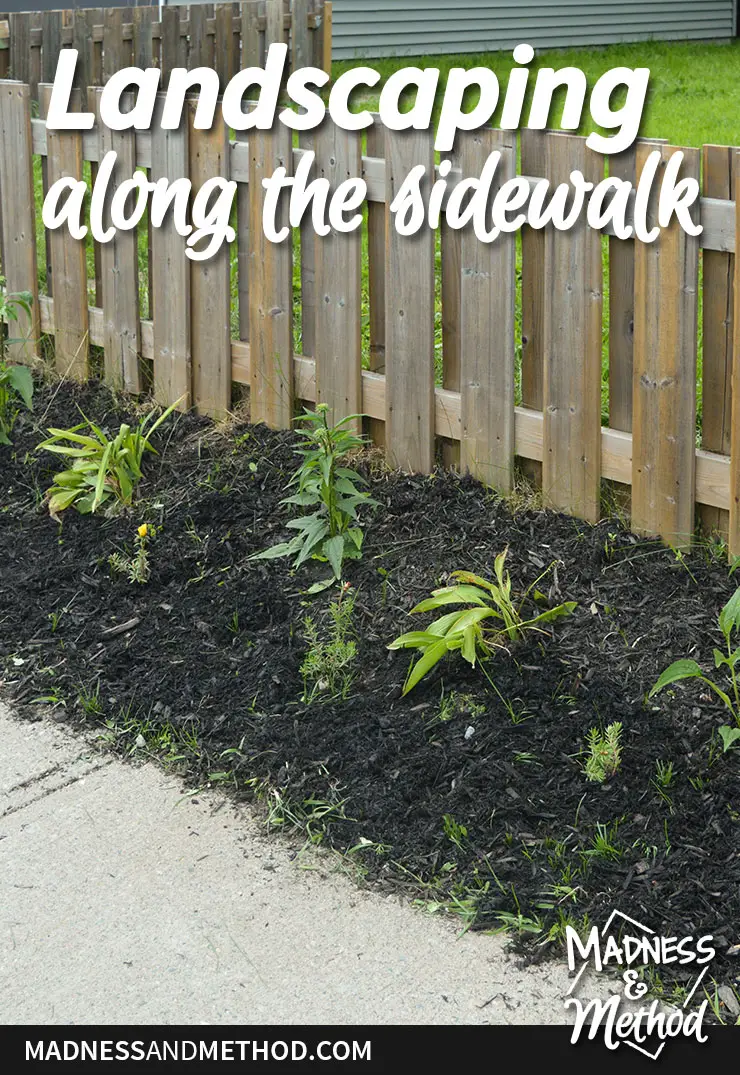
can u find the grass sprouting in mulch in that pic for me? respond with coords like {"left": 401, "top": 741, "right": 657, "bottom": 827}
{"left": 2, "top": 378, "right": 740, "bottom": 1011}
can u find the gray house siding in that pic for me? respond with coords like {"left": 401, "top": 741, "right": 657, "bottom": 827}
{"left": 332, "top": 0, "right": 737, "bottom": 59}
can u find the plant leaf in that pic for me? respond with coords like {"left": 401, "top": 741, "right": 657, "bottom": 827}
{"left": 402, "top": 638, "right": 451, "bottom": 695}
{"left": 648, "top": 660, "right": 703, "bottom": 698}
{"left": 323, "top": 534, "right": 345, "bottom": 580}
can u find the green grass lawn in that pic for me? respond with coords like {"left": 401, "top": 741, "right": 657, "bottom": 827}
{"left": 335, "top": 39, "right": 740, "bottom": 148}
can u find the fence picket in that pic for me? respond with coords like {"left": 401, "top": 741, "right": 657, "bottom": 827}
{"left": 632, "top": 143, "right": 700, "bottom": 547}
{"left": 701, "top": 144, "right": 735, "bottom": 541}
{"left": 249, "top": 124, "right": 294, "bottom": 428}
{"left": 94, "top": 89, "right": 141, "bottom": 395}
{"left": 384, "top": 128, "right": 435, "bottom": 473}
{"left": 542, "top": 132, "right": 603, "bottom": 522}
{"left": 39, "top": 83, "right": 88, "bottom": 381}
{"left": 0, "top": 81, "right": 39, "bottom": 363}
{"left": 459, "top": 129, "right": 516, "bottom": 493}
{"left": 313, "top": 123, "right": 362, "bottom": 431}
{"left": 188, "top": 105, "right": 231, "bottom": 418}
{"left": 150, "top": 96, "right": 191, "bottom": 410}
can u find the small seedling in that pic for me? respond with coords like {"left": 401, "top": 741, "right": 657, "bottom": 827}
{"left": 38, "top": 400, "right": 179, "bottom": 519}
{"left": 442, "top": 814, "right": 468, "bottom": 850}
{"left": 0, "top": 360, "right": 34, "bottom": 446}
{"left": 300, "top": 586, "right": 357, "bottom": 703}
{"left": 109, "top": 523, "right": 156, "bottom": 584}
{"left": 388, "top": 549, "right": 576, "bottom": 695}
{"left": 583, "top": 723, "right": 623, "bottom": 783}
{"left": 718, "top": 726, "right": 740, "bottom": 754}
{"left": 654, "top": 759, "right": 675, "bottom": 788}
{"left": 251, "top": 405, "right": 377, "bottom": 581}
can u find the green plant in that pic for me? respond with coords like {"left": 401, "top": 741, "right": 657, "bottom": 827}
{"left": 251, "top": 405, "right": 377, "bottom": 581}
{"left": 649, "top": 586, "right": 740, "bottom": 753}
{"left": 38, "top": 400, "right": 179, "bottom": 519}
{"left": 108, "top": 523, "right": 156, "bottom": 584}
{"left": 442, "top": 814, "right": 468, "bottom": 849}
{"left": 654, "top": 759, "right": 675, "bottom": 788}
{"left": 0, "top": 280, "right": 35, "bottom": 445}
{"left": 387, "top": 549, "right": 576, "bottom": 695}
{"left": 0, "top": 361, "right": 34, "bottom": 447}
{"left": 583, "top": 722, "right": 623, "bottom": 783}
{"left": 300, "top": 586, "right": 357, "bottom": 703}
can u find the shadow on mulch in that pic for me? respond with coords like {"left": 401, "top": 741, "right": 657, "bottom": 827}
{"left": 2, "top": 378, "right": 739, "bottom": 1005}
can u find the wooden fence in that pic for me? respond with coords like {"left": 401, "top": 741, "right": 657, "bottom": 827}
{"left": 0, "top": 2, "right": 332, "bottom": 93}
{"left": 1, "top": 78, "right": 739, "bottom": 556}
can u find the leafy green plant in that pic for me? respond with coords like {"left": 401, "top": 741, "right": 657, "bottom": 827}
{"left": 109, "top": 523, "right": 156, "bottom": 584}
{"left": 442, "top": 814, "right": 468, "bottom": 850}
{"left": 583, "top": 722, "right": 623, "bottom": 783}
{"left": 387, "top": 549, "right": 576, "bottom": 695}
{"left": 300, "top": 586, "right": 357, "bottom": 703}
{"left": 0, "top": 361, "right": 34, "bottom": 447}
{"left": 649, "top": 586, "right": 740, "bottom": 753}
{"left": 38, "top": 401, "right": 179, "bottom": 519}
{"left": 251, "top": 405, "right": 377, "bottom": 581}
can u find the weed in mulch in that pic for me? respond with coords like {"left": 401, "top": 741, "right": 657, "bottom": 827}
{"left": 2, "top": 378, "right": 740, "bottom": 1009}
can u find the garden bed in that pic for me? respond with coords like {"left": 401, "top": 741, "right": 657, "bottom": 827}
{"left": 2, "top": 379, "right": 739, "bottom": 1007}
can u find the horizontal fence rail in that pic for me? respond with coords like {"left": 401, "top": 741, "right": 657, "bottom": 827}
{"left": 0, "top": 75, "right": 738, "bottom": 557}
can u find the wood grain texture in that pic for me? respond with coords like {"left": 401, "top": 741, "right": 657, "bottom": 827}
{"left": 730, "top": 150, "right": 740, "bottom": 558}
{"left": 701, "top": 144, "right": 735, "bottom": 541}
{"left": 632, "top": 143, "right": 700, "bottom": 548}
{"left": 292, "top": 0, "right": 311, "bottom": 71}
{"left": 9, "top": 13, "right": 29, "bottom": 85}
{"left": 41, "top": 10, "right": 63, "bottom": 85}
{"left": 313, "top": 122, "right": 362, "bottom": 432}
{"left": 520, "top": 128, "right": 546, "bottom": 413}
{"left": 39, "top": 83, "right": 88, "bottom": 380}
{"left": 298, "top": 129, "right": 316, "bottom": 359}
{"left": 159, "top": 6, "right": 180, "bottom": 86}
{"left": 188, "top": 104, "right": 231, "bottom": 419}
{"left": 242, "top": 0, "right": 263, "bottom": 67}
{"left": 249, "top": 124, "right": 294, "bottom": 428}
{"left": 94, "top": 89, "right": 141, "bottom": 394}
{"left": 132, "top": 7, "right": 155, "bottom": 70}
{"left": 384, "top": 128, "right": 435, "bottom": 473}
{"left": 365, "top": 116, "right": 386, "bottom": 447}
{"left": 542, "top": 132, "right": 603, "bottom": 523}
{"left": 459, "top": 129, "right": 516, "bottom": 493}
{"left": 102, "top": 8, "right": 128, "bottom": 84}
{"left": 214, "top": 3, "right": 238, "bottom": 89}
{"left": 150, "top": 96, "right": 191, "bottom": 410}
{"left": 0, "top": 81, "right": 39, "bottom": 363}
{"left": 608, "top": 144, "right": 637, "bottom": 433}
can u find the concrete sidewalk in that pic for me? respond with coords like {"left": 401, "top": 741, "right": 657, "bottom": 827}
{"left": 0, "top": 704, "right": 597, "bottom": 1026}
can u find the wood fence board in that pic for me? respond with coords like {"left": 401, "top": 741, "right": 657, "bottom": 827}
{"left": 249, "top": 124, "right": 293, "bottom": 428}
{"left": 730, "top": 150, "right": 740, "bottom": 558}
{"left": 521, "top": 128, "right": 546, "bottom": 413}
{"left": 313, "top": 122, "right": 362, "bottom": 431}
{"left": 214, "top": 3, "right": 238, "bottom": 88}
{"left": 542, "top": 132, "right": 603, "bottom": 522}
{"left": 39, "top": 83, "right": 88, "bottom": 381}
{"left": 150, "top": 96, "right": 191, "bottom": 410}
{"left": 292, "top": 0, "right": 311, "bottom": 70}
{"left": 0, "top": 80, "right": 39, "bottom": 363}
{"left": 159, "top": 6, "right": 180, "bottom": 85}
{"left": 9, "top": 13, "right": 29, "bottom": 85}
{"left": 384, "top": 127, "right": 435, "bottom": 473}
{"left": 132, "top": 6, "right": 155, "bottom": 70}
{"left": 608, "top": 145, "right": 637, "bottom": 433}
{"left": 632, "top": 143, "right": 700, "bottom": 547}
{"left": 440, "top": 146, "right": 461, "bottom": 469}
{"left": 188, "top": 104, "right": 231, "bottom": 418}
{"left": 701, "top": 144, "right": 735, "bottom": 541}
{"left": 242, "top": 0, "right": 263, "bottom": 67}
{"left": 365, "top": 116, "right": 385, "bottom": 447}
{"left": 459, "top": 129, "right": 516, "bottom": 493}
{"left": 189, "top": 5, "right": 214, "bottom": 69}
{"left": 71, "top": 10, "right": 94, "bottom": 93}
{"left": 298, "top": 129, "right": 316, "bottom": 359}
{"left": 94, "top": 89, "right": 141, "bottom": 394}
{"left": 103, "top": 8, "right": 129, "bottom": 83}
{"left": 41, "top": 9, "right": 63, "bottom": 84}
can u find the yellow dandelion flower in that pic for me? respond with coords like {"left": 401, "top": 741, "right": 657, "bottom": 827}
{"left": 137, "top": 524, "right": 148, "bottom": 538}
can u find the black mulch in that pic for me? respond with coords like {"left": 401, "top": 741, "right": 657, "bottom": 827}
{"left": 2, "top": 379, "right": 739, "bottom": 1000}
